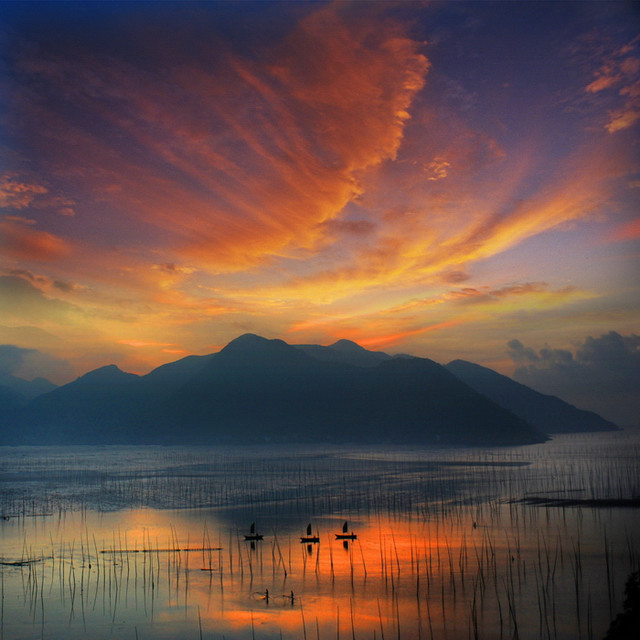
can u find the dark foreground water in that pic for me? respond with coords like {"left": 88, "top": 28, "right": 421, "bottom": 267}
{"left": 1, "top": 430, "right": 639, "bottom": 639}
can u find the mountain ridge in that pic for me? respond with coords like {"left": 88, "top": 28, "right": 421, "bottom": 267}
{"left": 0, "top": 334, "right": 617, "bottom": 446}
{"left": 445, "top": 359, "right": 618, "bottom": 433}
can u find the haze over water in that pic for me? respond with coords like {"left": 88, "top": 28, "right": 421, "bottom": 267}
{"left": 1, "top": 430, "right": 639, "bottom": 639}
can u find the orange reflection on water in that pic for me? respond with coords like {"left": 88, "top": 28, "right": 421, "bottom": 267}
{"left": 2, "top": 504, "right": 637, "bottom": 639}
{"left": 185, "top": 516, "right": 479, "bottom": 639}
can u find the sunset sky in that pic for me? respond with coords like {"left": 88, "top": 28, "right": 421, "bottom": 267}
{"left": 1, "top": 1, "right": 639, "bottom": 424}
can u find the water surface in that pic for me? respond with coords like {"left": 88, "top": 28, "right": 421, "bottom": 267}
{"left": 1, "top": 430, "right": 639, "bottom": 639}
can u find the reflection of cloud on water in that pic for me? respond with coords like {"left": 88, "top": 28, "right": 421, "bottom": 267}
{"left": 1, "top": 435, "right": 639, "bottom": 638}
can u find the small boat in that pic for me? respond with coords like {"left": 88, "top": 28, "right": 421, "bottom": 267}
{"left": 300, "top": 522, "right": 320, "bottom": 544}
{"left": 335, "top": 520, "right": 357, "bottom": 540}
{"left": 244, "top": 522, "right": 264, "bottom": 541}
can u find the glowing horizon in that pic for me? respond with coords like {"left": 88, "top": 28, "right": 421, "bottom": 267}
{"left": 1, "top": 2, "right": 638, "bottom": 423}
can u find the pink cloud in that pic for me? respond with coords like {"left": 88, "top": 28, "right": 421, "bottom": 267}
{"left": 582, "top": 37, "right": 640, "bottom": 133}
{"left": 609, "top": 218, "right": 640, "bottom": 242}
{"left": 0, "top": 175, "right": 48, "bottom": 209}
{"left": 7, "top": 4, "right": 429, "bottom": 274}
{"left": 605, "top": 107, "right": 640, "bottom": 133}
{"left": 0, "top": 218, "right": 70, "bottom": 261}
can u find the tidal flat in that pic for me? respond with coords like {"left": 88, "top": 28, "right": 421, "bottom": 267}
{"left": 1, "top": 430, "right": 639, "bottom": 639}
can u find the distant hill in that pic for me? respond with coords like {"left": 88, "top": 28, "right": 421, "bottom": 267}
{"left": 0, "top": 374, "right": 57, "bottom": 438}
{"left": 0, "top": 385, "right": 26, "bottom": 433}
{"left": 8, "top": 334, "right": 546, "bottom": 446}
{"left": 14, "top": 365, "right": 143, "bottom": 444}
{"left": 0, "top": 373, "right": 56, "bottom": 401}
{"left": 445, "top": 359, "right": 618, "bottom": 433}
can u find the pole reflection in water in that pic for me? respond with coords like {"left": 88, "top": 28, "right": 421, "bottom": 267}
{"left": 0, "top": 503, "right": 638, "bottom": 639}
{"left": 1, "top": 433, "right": 639, "bottom": 639}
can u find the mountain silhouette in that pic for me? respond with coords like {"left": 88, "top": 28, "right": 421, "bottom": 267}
{"left": 0, "top": 374, "right": 57, "bottom": 437}
{"left": 140, "top": 352, "right": 215, "bottom": 390}
{"left": 0, "top": 374, "right": 57, "bottom": 401}
{"left": 149, "top": 334, "right": 546, "bottom": 445}
{"left": 445, "top": 359, "right": 618, "bottom": 433}
{"left": 13, "top": 365, "right": 143, "bottom": 444}
{"left": 295, "top": 339, "right": 390, "bottom": 367}
{"left": 4, "top": 334, "right": 611, "bottom": 446}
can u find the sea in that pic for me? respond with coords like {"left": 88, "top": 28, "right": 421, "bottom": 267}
{"left": 1, "top": 429, "right": 639, "bottom": 639}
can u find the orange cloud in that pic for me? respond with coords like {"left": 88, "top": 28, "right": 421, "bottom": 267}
{"left": 117, "top": 339, "right": 178, "bottom": 348}
{"left": 351, "top": 320, "right": 466, "bottom": 349}
{"left": 610, "top": 217, "right": 640, "bottom": 242}
{"left": 10, "top": 4, "right": 428, "bottom": 275}
{"left": 583, "top": 37, "right": 640, "bottom": 133}
{"left": 586, "top": 74, "right": 620, "bottom": 93}
{"left": 3, "top": 3, "right": 636, "bottom": 378}
{"left": 605, "top": 107, "right": 640, "bottom": 133}
{"left": 0, "top": 218, "right": 70, "bottom": 261}
{"left": 0, "top": 174, "right": 48, "bottom": 209}
{"left": 426, "top": 157, "right": 452, "bottom": 181}
{"left": 312, "top": 136, "right": 630, "bottom": 301}
{"left": 283, "top": 277, "right": 591, "bottom": 358}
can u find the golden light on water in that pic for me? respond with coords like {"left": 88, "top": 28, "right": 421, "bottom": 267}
{"left": 2, "top": 491, "right": 638, "bottom": 639}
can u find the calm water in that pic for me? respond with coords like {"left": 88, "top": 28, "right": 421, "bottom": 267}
{"left": 1, "top": 430, "right": 639, "bottom": 639}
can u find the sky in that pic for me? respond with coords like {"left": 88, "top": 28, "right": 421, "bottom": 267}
{"left": 1, "top": 1, "right": 639, "bottom": 425}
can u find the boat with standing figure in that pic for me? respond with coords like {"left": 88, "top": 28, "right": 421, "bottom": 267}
{"left": 335, "top": 520, "right": 357, "bottom": 540}
{"left": 244, "top": 522, "right": 263, "bottom": 541}
{"left": 300, "top": 522, "right": 320, "bottom": 543}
